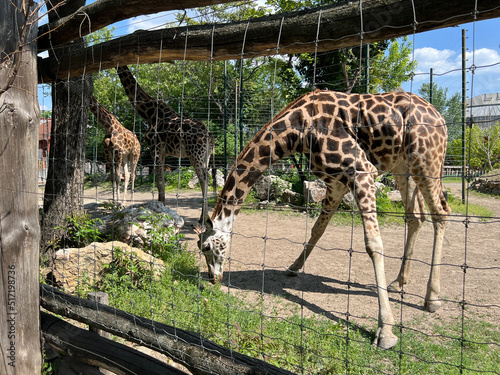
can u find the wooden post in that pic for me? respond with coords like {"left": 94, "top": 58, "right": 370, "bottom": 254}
{"left": 0, "top": 1, "right": 41, "bottom": 373}
{"left": 88, "top": 292, "right": 113, "bottom": 375}
{"left": 87, "top": 292, "right": 111, "bottom": 339}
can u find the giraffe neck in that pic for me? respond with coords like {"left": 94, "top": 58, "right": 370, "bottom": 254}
{"left": 211, "top": 96, "right": 312, "bottom": 231}
{"left": 90, "top": 96, "right": 116, "bottom": 135}
{"left": 116, "top": 65, "right": 177, "bottom": 126}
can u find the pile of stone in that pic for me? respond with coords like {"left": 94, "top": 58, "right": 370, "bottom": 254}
{"left": 85, "top": 200, "right": 184, "bottom": 247}
{"left": 43, "top": 241, "right": 165, "bottom": 294}
{"left": 471, "top": 177, "right": 500, "bottom": 195}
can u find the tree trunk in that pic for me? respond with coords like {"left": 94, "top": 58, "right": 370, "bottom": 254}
{"left": 40, "top": 0, "right": 93, "bottom": 255}
{"left": 0, "top": 1, "right": 41, "bottom": 373}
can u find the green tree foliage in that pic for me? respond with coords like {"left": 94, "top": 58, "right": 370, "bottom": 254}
{"left": 449, "top": 123, "right": 500, "bottom": 170}
{"left": 266, "top": 0, "right": 416, "bottom": 93}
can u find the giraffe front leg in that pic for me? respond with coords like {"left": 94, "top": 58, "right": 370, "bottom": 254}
{"left": 355, "top": 174, "right": 397, "bottom": 349}
{"left": 152, "top": 146, "right": 166, "bottom": 204}
{"left": 364, "top": 220, "right": 398, "bottom": 350}
{"left": 286, "top": 182, "right": 347, "bottom": 276}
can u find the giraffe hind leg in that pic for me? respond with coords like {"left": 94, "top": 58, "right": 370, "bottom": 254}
{"left": 388, "top": 163, "right": 427, "bottom": 293}
{"left": 412, "top": 173, "right": 450, "bottom": 313}
{"left": 122, "top": 159, "right": 130, "bottom": 202}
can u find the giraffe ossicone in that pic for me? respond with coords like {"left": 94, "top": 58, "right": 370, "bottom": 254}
{"left": 116, "top": 66, "right": 215, "bottom": 221}
{"left": 90, "top": 96, "right": 140, "bottom": 202}
{"left": 196, "top": 89, "right": 451, "bottom": 350}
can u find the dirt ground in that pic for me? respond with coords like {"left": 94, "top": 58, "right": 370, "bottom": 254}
{"left": 80, "top": 181, "right": 500, "bottom": 334}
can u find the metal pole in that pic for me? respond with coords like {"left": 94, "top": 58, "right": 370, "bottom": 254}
{"left": 365, "top": 43, "right": 370, "bottom": 93}
{"left": 461, "top": 29, "right": 466, "bottom": 203}
{"left": 238, "top": 66, "right": 244, "bottom": 153}
{"left": 223, "top": 61, "right": 228, "bottom": 180}
{"left": 429, "top": 68, "right": 433, "bottom": 105}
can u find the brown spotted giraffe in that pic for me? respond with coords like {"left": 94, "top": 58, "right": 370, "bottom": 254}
{"left": 116, "top": 66, "right": 215, "bottom": 220}
{"left": 90, "top": 96, "right": 141, "bottom": 202}
{"left": 195, "top": 90, "right": 451, "bottom": 350}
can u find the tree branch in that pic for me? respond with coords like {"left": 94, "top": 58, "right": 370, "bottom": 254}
{"left": 37, "top": 0, "right": 238, "bottom": 52}
{"left": 38, "top": 0, "right": 500, "bottom": 84}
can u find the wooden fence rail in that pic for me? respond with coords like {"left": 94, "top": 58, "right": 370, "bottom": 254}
{"left": 41, "top": 311, "right": 186, "bottom": 375}
{"left": 40, "top": 283, "right": 295, "bottom": 375}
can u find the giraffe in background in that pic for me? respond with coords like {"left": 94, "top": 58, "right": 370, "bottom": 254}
{"left": 195, "top": 90, "right": 450, "bottom": 350}
{"left": 90, "top": 96, "right": 140, "bottom": 202}
{"left": 116, "top": 66, "right": 215, "bottom": 221}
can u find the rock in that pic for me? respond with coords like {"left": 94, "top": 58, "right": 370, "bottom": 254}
{"left": 85, "top": 200, "right": 184, "bottom": 246}
{"left": 342, "top": 191, "right": 355, "bottom": 208}
{"left": 188, "top": 169, "right": 225, "bottom": 189}
{"left": 387, "top": 190, "right": 402, "bottom": 202}
{"left": 471, "top": 177, "right": 500, "bottom": 195}
{"left": 303, "top": 179, "right": 327, "bottom": 202}
{"left": 281, "top": 188, "right": 300, "bottom": 205}
{"left": 44, "top": 241, "right": 164, "bottom": 294}
{"left": 253, "top": 175, "right": 292, "bottom": 201}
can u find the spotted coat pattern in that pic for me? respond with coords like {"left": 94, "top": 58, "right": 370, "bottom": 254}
{"left": 90, "top": 96, "right": 140, "bottom": 202}
{"left": 198, "top": 90, "right": 451, "bottom": 350}
{"left": 116, "top": 66, "right": 215, "bottom": 219}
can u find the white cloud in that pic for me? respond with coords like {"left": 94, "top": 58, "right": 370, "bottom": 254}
{"left": 407, "top": 47, "right": 500, "bottom": 95}
{"left": 413, "top": 47, "right": 459, "bottom": 75}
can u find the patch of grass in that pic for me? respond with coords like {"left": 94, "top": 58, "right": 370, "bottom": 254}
{"left": 68, "top": 208, "right": 498, "bottom": 374}
{"left": 96, "top": 260, "right": 500, "bottom": 373}
{"left": 446, "top": 190, "right": 494, "bottom": 221}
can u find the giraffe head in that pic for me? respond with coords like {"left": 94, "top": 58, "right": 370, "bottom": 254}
{"left": 194, "top": 217, "right": 232, "bottom": 284}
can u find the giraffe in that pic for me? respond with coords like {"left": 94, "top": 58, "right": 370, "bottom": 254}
{"left": 195, "top": 90, "right": 451, "bottom": 350}
{"left": 89, "top": 96, "right": 141, "bottom": 202}
{"left": 116, "top": 66, "right": 215, "bottom": 221}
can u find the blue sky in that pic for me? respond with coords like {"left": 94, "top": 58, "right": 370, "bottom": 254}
{"left": 38, "top": 5, "right": 500, "bottom": 110}
{"left": 402, "top": 18, "right": 500, "bottom": 97}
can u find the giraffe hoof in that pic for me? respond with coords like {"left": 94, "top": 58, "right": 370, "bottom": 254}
{"left": 387, "top": 280, "right": 402, "bottom": 293}
{"left": 285, "top": 268, "right": 299, "bottom": 277}
{"left": 373, "top": 327, "right": 398, "bottom": 350}
{"left": 424, "top": 299, "right": 442, "bottom": 313}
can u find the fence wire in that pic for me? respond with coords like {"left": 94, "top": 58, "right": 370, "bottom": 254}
{"left": 37, "top": 1, "right": 500, "bottom": 374}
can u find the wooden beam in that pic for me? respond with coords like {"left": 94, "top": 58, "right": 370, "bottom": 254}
{"left": 40, "top": 284, "right": 295, "bottom": 375}
{"left": 37, "top": 0, "right": 238, "bottom": 52}
{"left": 38, "top": 0, "right": 500, "bottom": 83}
{"left": 0, "top": 1, "right": 41, "bottom": 373}
{"left": 41, "top": 312, "right": 188, "bottom": 375}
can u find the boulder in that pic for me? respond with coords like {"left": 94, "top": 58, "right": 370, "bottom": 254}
{"left": 85, "top": 200, "right": 184, "bottom": 246}
{"left": 303, "top": 179, "right": 327, "bottom": 202}
{"left": 188, "top": 169, "right": 225, "bottom": 189}
{"left": 253, "top": 175, "right": 292, "bottom": 201}
{"left": 281, "top": 188, "right": 301, "bottom": 205}
{"left": 44, "top": 241, "right": 164, "bottom": 294}
{"left": 471, "top": 177, "right": 500, "bottom": 195}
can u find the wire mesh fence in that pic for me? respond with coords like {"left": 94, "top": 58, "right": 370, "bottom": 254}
{"left": 35, "top": 1, "right": 500, "bottom": 373}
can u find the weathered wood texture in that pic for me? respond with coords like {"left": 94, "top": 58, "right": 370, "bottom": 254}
{"left": 38, "top": 0, "right": 500, "bottom": 83}
{"left": 41, "top": 284, "right": 295, "bottom": 375}
{"left": 0, "top": 1, "right": 41, "bottom": 374}
{"left": 37, "top": 0, "right": 237, "bottom": 52}
{"left": 40, "top": 0, "right": 94, "bottom": 254}
{"left": 41, "top": 311, "right": 188, "bottom": 375}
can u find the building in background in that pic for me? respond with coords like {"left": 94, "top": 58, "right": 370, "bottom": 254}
{"left": 466, "top": 93, "right": 500, "bottom": 129}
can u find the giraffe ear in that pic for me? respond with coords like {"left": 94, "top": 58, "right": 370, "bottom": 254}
{"left": 205, "top": 216, "right": 213, "bottom": 229}
{"left": 193, "top": 223, "right": 205, "bottom": 236}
